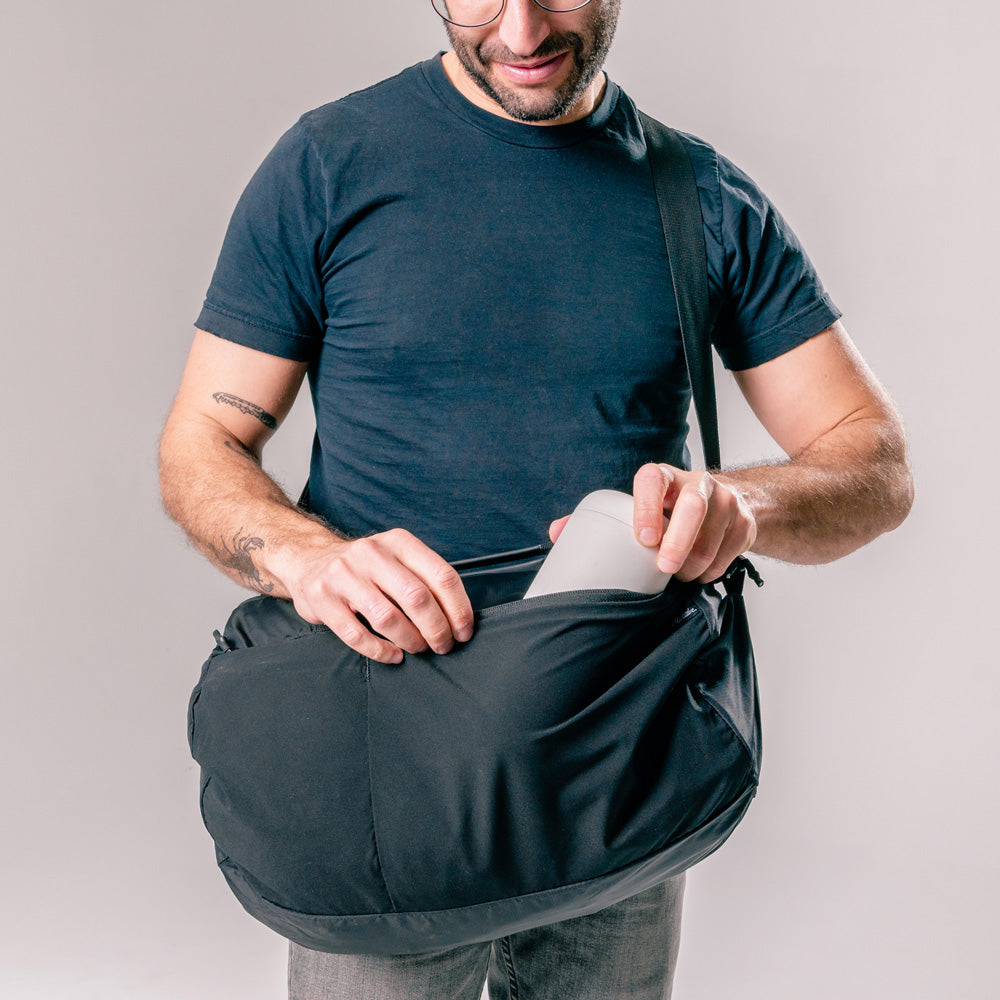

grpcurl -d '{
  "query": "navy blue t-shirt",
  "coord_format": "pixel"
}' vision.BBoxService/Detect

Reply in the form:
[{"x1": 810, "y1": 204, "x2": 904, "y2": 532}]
[{"x1": 197, "y1": 56, "x2": 840, "y2": 561}]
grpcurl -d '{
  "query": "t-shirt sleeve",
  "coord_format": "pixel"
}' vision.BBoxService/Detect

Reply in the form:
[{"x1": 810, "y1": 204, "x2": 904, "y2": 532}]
[
  {"x1": 710, "y1": 152, "x2": 841, "y2": 371},
  {"x1": 195, "y1": 120, "x2": 328, "y2": 361}
]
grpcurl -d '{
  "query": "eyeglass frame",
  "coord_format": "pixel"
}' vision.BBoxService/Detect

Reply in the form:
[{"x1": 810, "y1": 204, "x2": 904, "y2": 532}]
[{"x1": 431, "y1": 0, "x2": 594, "y2": 30}]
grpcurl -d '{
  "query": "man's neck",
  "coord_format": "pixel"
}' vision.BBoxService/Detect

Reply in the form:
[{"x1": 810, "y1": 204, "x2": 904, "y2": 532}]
[{"x1": 440, "y1": 50, "x2": 606, "y2": 127}]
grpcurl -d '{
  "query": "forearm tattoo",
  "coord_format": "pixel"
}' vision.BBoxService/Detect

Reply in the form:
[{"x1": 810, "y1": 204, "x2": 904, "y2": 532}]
[
  {"x1": 210, "y1": 529, "x2": 274, "y2": 593},
  {"x1": 212, "y1": 392, "x2": 277, "y2": 429}
]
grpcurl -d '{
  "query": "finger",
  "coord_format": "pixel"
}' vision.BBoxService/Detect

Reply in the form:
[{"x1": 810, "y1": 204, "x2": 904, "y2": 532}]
[
  {"x1": 656, "y1": 474, "x2": 714, "y2": 575},
  {"x1": 300, "y1": 535, "x2": 445, "y2": 655},
  {"x1": 307, "y1": 535, "x2": 454, "y2": 658},
  {"x1": 697, "y1": 539, "x2": 745, "y2": 584},
  {"x1": 632, "y1": 463, "x2": 671, "y2": 546},
  {"x1": 352, "y1": 582, "x2": 436, "y2": 655},
  {"x1": 548, "y1": 514, "x2": 571, "y2": 543},
  {"x1": 300, "y1": 562, "x2": 430, "y2": 658},
  {"x1": 696, "y1": 491, "x2": 756, "y2": 582},
  {"x1": 319, "y1": 597, "x2": 407, "y2": 665},
  {"x1": 420, "y1": 560, "x2": 475, "y2": 645},
  {"x1": 341, "y1": 536, "x2": 458, "y2": 655},
  {"x1": 381, "y1": 571, "x2": 460, "y2": 655},
  {"x1": 676, "y1": 488, "x2": 732, "y2": 582},
  {"x1": 380, "y1": 529, "x2": 475, "y2": 646}
]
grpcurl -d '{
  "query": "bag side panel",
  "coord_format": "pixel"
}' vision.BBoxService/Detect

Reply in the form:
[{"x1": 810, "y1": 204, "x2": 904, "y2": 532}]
[
  {"x1": 692, "y1": 590, "x2": 761, "y2": 776},
  {"x1": 190, "y1": 604, "x2": 392, "y2": 916}
]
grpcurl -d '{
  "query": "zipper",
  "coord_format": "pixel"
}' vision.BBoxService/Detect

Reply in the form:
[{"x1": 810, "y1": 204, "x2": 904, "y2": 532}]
[{"x1": 476, "y1": 587, "x2": 668, "y2": 621}]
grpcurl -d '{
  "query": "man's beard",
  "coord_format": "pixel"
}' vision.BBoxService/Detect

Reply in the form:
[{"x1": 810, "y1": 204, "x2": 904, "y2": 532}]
[{"x1": 445, "y1": 1, "x2": 621, "y2": 123}]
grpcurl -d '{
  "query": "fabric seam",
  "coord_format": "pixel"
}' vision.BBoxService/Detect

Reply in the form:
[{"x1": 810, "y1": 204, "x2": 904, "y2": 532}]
[
  {"x1": 364, "y1": 656, "x2": 398, "y2": 912},
  {"x1": 740, "y1": 296, "x2": 840, "y2": 356},
  {"x1": 295, "y1": 114, "x2": 336, "y2": 262},
  {"x1": 200, "y1": 300, "x2": 316, "y2": 342}
]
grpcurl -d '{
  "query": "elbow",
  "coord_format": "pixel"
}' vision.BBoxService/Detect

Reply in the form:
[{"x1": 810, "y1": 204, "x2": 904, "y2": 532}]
[
  {"x1": 869, "y1": 467, "x2": 914, "y2": 544},
  {"x1": 882, "y1": 413, "x2": 915, "y2": 533},
  {"x1": 887, "y1": 464, "x2": 915, "y2": 533},
  {"x1": 836, "y1": 420, "x2": 915, "y2": 554},
  {"x1": 158, "y1": 429, "x2": 184, "y2": 526},
  {"x1": 867, "y1": 423, "x2": 915, "y2": 541},
  {"x1": 157, "y1": 411, "x2": 200, "y2": 527}
]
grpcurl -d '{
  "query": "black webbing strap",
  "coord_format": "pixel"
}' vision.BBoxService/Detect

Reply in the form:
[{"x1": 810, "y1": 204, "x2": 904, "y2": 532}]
[{"x1": 638, "y1": 111, "x2": 721, "y2": 471}]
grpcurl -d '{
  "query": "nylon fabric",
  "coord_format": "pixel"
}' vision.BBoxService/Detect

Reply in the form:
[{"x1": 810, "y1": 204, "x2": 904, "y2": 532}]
[{"x1": 188, "y1": 563, "x2": 761, "y2": 955}]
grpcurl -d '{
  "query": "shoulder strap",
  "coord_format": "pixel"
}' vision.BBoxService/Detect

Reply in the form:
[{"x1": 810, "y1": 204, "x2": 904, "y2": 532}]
[{"x1": 637, "y1": 111, "x2": 721, "y2": 471}]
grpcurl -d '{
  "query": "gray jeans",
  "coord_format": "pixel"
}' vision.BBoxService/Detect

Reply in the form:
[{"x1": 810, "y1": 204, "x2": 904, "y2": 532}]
[{"x1": 287, "y1": 875, "x2": 685, "y2": 1000}]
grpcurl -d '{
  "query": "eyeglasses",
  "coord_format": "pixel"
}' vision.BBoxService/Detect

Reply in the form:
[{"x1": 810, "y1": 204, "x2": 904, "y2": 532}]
[{"x1": 431, "y1": 0, "x2": 594, "y2": 29}]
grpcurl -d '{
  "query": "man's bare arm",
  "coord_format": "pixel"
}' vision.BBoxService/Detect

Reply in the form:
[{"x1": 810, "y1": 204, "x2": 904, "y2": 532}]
[
  {"x1": 159, "y1": 330, "x2": 474, "y2": 662},
  {"x1": 718, "y1": 327, "x2": 912, "y2": 566},
  {"x1": 551, "y1": 322, "x2": 914, "y2": 580}
]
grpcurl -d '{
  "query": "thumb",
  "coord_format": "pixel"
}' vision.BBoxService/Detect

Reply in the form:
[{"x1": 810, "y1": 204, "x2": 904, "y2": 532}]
[{"x1": 548, "y1": 514, "x2": 571, "y2": 543}]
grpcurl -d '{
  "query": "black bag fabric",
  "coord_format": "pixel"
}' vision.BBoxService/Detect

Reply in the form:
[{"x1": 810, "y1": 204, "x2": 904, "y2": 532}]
[
  {"x1": 186, "y1": 113, "x2": 764, "y2": 954},
  {"x1": 189, "y1": 559, "x2": 760, "y2": 954}
]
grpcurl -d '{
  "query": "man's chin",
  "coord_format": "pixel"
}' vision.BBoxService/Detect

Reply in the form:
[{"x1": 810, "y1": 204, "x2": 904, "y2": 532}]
[
  {"x1": 472, "y1": 66, "x2": 587, "y2": 123},
  {"x1": 491, "y1": 89, "x2": 578, "y2": 123}
]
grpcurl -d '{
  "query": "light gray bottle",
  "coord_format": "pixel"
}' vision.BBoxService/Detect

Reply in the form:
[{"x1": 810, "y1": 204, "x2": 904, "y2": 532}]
[{"x1": 523, "y1": 490, "x2": 671, "y2": 599}]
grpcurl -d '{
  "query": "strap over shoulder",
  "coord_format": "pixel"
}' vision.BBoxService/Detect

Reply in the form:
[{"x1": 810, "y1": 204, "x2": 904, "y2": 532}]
[{"x1": 637, "y1": 112, "x2": 720, "y2": 471}]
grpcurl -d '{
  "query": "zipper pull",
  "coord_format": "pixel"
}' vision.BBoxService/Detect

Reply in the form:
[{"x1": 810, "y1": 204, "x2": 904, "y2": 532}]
[{"x1": 213, "y1": 629, "x2": 234, "y2": 652}]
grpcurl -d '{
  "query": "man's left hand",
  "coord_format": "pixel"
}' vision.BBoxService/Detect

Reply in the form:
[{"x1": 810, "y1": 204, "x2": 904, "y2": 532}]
[{"x1": 548, "y1": 462, "x2": 757, "y2": 583}]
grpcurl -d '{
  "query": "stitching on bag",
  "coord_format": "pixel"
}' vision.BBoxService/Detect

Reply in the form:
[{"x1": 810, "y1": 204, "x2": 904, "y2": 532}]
[{"x1": 364, "y1": 656, "x2": 398, "y2": 912}]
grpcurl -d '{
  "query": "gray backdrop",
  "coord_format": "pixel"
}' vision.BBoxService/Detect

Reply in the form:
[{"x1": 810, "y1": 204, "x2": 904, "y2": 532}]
[{"x1": 3, "y1": 1, "x2": 997, "y2": 997}]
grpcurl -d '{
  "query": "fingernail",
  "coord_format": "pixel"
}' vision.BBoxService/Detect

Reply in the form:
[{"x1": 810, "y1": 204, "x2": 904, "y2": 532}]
[
  {"x1": 456, "y1": 627, "x2": 473, "y2": 643},
  {"x1": 639, "y1": 528, "x2": 658, "y2": 546},
  {"x1": 435, "y1": 639, "x2": 455, "y2": 655},
  {"x1": 658, "y1": 558, "x2": 679, "y2": 573}
]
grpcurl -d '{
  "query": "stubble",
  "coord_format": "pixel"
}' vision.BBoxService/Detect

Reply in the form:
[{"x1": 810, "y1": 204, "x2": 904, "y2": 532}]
[{"x1": 445, "y1": 0, "x2": 621, "y2": 123}]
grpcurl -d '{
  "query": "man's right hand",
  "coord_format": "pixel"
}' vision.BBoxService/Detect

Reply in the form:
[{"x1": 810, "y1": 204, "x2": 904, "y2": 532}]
[{"x1": 285, "y1": 529, "x2": 475, "y2": 665}]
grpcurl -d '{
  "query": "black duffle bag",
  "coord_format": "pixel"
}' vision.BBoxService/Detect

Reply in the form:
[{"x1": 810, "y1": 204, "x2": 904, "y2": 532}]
[
  {"x1": 188, "y1": 553, "x2": 761, "y2": 955},
  {"x1": 186, "y1": 114, "x2": 764, "y2": 955}
]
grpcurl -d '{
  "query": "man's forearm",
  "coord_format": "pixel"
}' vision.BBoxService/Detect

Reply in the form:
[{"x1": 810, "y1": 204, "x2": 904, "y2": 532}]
[
  {"x1": 159, "y1": 415, "x2": 341, "y2": 597},
  {"x1": 717, "y1": 412, "x2": 914, "y2": 565},
  {"x1": 626, "y1": 393, "x2": 914, "y2": 584}
]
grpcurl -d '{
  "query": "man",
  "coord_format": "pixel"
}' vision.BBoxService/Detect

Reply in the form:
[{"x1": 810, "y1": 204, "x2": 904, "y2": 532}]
[{"x1": 160, "y1": 1, "x2": 913, "y2": 996}]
